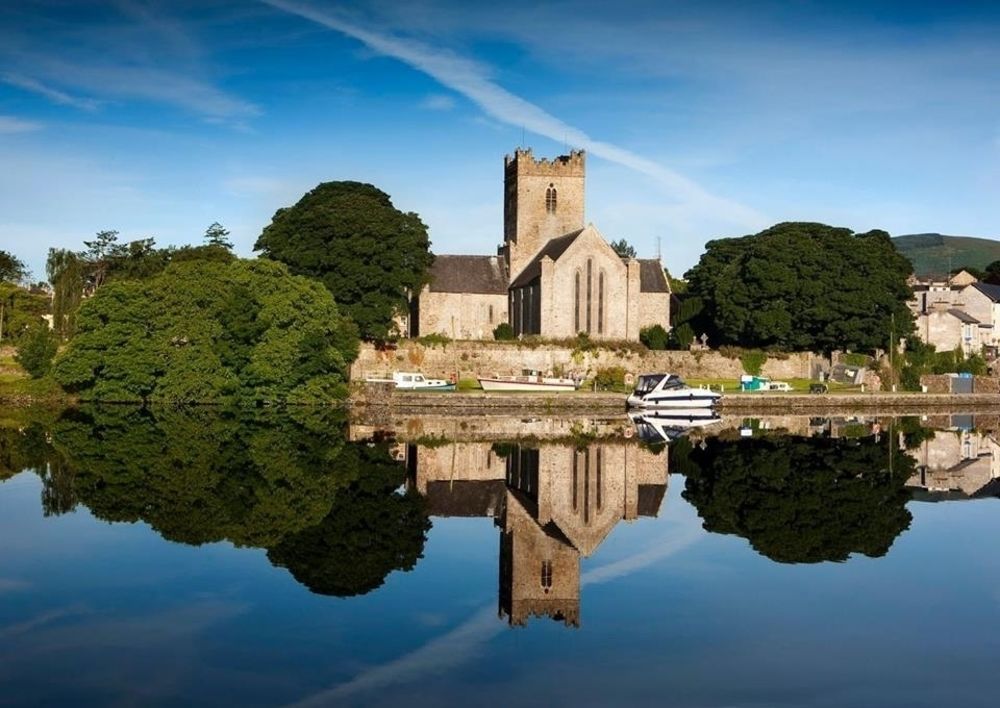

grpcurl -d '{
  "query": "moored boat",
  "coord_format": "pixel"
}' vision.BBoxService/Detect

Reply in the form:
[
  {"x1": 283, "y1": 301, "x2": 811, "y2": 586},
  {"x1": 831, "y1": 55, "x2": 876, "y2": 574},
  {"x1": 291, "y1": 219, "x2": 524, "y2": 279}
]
[
  {"x1": 626, "y1": 373, "x2": 721, "y2": 409},
  {"x1": 478, "y1": 369, "x2": 579, "y2": 393},
  {"x1": 365, "y1": 372, "x2": 455, "y2": 391}
]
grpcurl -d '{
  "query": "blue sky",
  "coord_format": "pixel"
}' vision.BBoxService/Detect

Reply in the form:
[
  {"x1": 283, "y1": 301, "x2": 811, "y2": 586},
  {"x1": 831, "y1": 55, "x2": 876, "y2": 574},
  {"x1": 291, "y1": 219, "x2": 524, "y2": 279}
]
[{"x1": 1, "y1": 0, "x2": 998, "y2": 280}]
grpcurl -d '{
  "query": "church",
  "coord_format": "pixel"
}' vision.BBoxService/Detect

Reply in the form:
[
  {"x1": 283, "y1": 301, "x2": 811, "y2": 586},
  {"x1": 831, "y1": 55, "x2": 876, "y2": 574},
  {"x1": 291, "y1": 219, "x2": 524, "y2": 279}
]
[{"x1": 409, "y1": 148, "x2": 671, "y2": 340}]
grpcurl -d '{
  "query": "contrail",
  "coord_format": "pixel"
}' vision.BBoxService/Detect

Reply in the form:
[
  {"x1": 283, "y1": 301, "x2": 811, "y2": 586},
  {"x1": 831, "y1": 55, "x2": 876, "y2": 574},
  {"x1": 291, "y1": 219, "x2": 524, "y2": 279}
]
[{"x1": 260, "y1": 0, "x2": 764, "y2": 227}]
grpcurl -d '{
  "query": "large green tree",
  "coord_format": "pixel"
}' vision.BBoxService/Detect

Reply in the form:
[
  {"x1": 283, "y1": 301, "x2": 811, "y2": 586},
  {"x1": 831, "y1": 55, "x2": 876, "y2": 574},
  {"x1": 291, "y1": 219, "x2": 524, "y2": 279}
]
[
  {"x1": 254, "y1": 181, "x2": 434, "y2": 339},
  {"x1": 52, "y1": 259, "x2": 358, "y2": 404},
  {"x1": 0, "y1": 250, "x2": 28, "y2": 283},
  {"x1": 685, "y1": 222, "x2": 914, "y2": 352},
  {"x1": 674, "y1": 433, "x2": 915, "y2": 563}
]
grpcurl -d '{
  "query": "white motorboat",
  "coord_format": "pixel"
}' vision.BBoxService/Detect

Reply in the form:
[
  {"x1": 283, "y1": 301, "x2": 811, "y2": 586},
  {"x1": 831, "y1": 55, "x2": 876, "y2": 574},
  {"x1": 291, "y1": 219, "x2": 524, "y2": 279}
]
[
  {"x1": 628, "y1": 409, "x2": 723, "y2": 443},
  {"x1": 478, "y1": 369, "x2": 579, "y2": 393},
  {"x1": 365, "y1": 372, "x2": 455, "y2": 391},
  {"x1": 626, "y1": 373, "x2": 721, "y2": 409}
]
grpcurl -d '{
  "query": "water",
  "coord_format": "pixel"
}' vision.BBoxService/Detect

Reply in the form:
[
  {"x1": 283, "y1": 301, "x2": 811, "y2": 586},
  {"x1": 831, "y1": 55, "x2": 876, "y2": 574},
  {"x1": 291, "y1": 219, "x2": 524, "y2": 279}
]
[{"x1": 2, "y1": 407, "x2": 999, "y2": 707}]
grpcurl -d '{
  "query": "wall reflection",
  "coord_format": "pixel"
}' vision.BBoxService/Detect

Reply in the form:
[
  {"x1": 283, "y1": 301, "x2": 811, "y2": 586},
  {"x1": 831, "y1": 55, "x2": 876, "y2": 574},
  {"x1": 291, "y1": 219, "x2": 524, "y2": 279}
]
[{"x1": 405, "y1": 440, "x2": 668, "y2": 627}]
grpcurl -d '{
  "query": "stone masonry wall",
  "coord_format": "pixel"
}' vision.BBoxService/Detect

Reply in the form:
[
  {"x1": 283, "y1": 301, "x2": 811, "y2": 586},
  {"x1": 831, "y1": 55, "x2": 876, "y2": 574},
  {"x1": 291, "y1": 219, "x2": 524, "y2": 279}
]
[
  {"x1": 352, "y1": 341, "x2": 824, "y2": 383},
  {"x1": 419, "y1": 290, "x2": 509, "y2": 339}
]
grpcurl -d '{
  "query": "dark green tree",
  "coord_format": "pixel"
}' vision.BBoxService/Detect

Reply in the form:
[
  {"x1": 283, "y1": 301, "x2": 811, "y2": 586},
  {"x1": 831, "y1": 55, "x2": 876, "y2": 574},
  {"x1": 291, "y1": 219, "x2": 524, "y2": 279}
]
[
  {"x1": 255, "y1": 181, "x2": 434, "y2": 339},
  {"x1": 15, "y1": 326, "x2": 59, "y2": 378},
  {"x1": 267, "y1": 441, "x2": 431, "y2": 596},
  {"x1": 204, "y1": 222, "x2": 233, "y2": 250},
  {"x1": 0, "y1": 250, "x2": 28, "y2": 283},
  {"x1": 52, "y1": 259, "x2": 359, "y2": 404},
  {"x1": 685, "y1": 222, "x2": 914, "y2": 352},
  {"x1": 676, "y1": 433, "x2": 914, "y2": 563},
  {"x1": 610, "y1": 239, "x2": 637, "y2": 259}
]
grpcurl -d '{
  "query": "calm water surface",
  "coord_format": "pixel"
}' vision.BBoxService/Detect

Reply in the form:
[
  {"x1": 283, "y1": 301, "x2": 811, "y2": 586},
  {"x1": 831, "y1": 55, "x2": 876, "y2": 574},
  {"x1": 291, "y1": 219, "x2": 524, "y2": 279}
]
[{"x1": 1, "y1": 407, "x2": 999, "y2": 707}]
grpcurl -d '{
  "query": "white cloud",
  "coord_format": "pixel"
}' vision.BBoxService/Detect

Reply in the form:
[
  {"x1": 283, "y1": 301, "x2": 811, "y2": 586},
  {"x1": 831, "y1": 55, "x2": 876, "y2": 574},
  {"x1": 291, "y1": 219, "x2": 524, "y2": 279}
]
[
  {"x1": 2, "y1": 73, "x2": 102, "y2": 111},
  {"x1": 0, "y1": 578, "x2": 30, "y2": 593},
  {"x1": 259, "y1": 0, "x2": 764, "y2": 230},
  {"x1": 0, "y1": 115, "x2": 42, "y2": 134},
  {"x1": 420, "y1": 93, "x2": 456, "y2": 111}
]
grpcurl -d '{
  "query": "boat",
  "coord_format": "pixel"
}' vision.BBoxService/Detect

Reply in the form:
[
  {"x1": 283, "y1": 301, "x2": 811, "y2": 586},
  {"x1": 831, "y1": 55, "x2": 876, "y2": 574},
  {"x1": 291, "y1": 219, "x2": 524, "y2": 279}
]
[
  {"x1": 365, "y1": 372, "x2": 455, "y2": 391},
  {"x1": 478, "y1": 369, "x2": 579, "y2": 393},
  {"x1": 628, "y1": 409, "x2": 723, "y2": 443},
  {"x1": 626, "y1": 373, "x2": 721, "y2": 409}
]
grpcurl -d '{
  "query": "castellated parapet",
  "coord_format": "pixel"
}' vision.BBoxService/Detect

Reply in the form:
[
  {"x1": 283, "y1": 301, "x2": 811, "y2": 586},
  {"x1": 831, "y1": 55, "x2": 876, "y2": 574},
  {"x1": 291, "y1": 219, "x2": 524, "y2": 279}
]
[{"x1": 504, "y1": 148, "x2": 586, "y2": 281}]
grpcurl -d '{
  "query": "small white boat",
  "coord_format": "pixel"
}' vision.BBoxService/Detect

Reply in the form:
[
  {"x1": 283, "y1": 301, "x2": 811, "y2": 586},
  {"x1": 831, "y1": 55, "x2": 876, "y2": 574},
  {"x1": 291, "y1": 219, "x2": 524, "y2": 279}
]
[
  {"x1": 478, "y1": 369, "x2": 579, "y2": 393},
  {"x1": 366, "y1": 372, "x2": 455, "y2": 391},
  {"x1": 628, "y1": 409, "x2": 723, "y2": 443},
  {"x1": 626, "y1": 373, "x2": 721, "y2": 409}
]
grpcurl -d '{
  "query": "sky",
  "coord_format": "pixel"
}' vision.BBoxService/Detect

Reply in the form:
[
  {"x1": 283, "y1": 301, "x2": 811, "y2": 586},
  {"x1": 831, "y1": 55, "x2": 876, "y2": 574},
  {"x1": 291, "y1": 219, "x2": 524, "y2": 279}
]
[{"x1": 1, "y1": 0, "x2": 998, "y2": 281}]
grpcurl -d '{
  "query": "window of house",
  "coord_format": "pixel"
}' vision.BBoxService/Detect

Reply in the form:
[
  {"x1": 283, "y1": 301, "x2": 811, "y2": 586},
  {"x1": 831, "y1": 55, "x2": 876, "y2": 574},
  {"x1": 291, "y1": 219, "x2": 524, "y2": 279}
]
[{"x1": 545, "y1": 184, "x2": 557, "y2": 213}]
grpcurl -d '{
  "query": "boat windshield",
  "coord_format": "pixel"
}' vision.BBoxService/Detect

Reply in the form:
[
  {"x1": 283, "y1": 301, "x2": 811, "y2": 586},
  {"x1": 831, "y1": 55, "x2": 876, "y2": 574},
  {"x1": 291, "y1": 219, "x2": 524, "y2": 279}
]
[
  {"x1": 634, "y1": 374, "x2": 665, "y2": 394},
  {"x1": 662, "y1": 375, "x2": 688, "y2": 390}
]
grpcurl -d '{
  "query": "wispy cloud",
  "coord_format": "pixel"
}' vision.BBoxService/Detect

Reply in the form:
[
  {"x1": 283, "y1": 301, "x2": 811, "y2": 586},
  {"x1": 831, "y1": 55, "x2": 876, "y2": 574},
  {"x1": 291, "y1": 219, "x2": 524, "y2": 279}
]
[
  {"x1": 0, "y1": 115, "x2": 42, "y2": 134},
  {"x1": 0, "y1": 578, "x2": 31, "y2": 593},
  {"x1": 260, "y1": 0, "x2": 764, "y2": 228},
  {"x1": 2, "y1": 73, "x2": 101, "y2": 111},
  {"x1": 420, "y1": 93, "x2": 456, "y2": 111}
]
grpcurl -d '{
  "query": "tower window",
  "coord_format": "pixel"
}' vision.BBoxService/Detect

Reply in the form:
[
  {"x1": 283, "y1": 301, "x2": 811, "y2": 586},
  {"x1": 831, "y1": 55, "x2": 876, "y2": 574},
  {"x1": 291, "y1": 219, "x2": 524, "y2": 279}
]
[
  {"x1": 545, "y1": 184, "x2": 557, "y2": 214},
  {"x1": 541, "y1": 560, "x2": 553, "y2": 589}
]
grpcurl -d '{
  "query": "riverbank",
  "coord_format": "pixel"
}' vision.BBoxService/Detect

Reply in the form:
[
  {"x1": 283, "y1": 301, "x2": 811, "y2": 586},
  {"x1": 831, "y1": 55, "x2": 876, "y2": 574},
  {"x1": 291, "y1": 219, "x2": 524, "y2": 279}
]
[{"x1": 349, "y1": 385, "x2": 1000, "y2": 414}]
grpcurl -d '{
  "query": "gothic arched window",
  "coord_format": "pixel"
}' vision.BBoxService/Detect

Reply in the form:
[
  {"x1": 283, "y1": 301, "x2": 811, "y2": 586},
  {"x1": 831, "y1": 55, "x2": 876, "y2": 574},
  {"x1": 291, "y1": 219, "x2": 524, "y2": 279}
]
[
  {"x1": 574, "y1": 269, "x2": 582, "y2": 333},
  {"x1": 598, "y1": 270, "x2": 606, "y2": 335},
  {"x1": 586, "y1": 259, "x2": 593, "y2": 334},
  {"x1": 541, "y1": 560, "x2": 553, "y2": 590},
  {"x1": 545, "y1": 184, "x2": 557, "y2": 214}
]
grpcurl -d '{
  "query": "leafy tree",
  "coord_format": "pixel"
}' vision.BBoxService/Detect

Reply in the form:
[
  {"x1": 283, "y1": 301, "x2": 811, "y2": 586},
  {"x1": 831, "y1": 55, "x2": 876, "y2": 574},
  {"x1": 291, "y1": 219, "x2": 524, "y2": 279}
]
[
  {"x1": 52, "y1": 259, "x2": 359, "y2": 404},
  {"x1": 640, "y1": 324, "x2": 669, "y2": 350},
  {"x1": 610, "y1": 239, "x2": 637, "y2": 259},
  {"x1": 255, "y1": 181, "x2": 434, "y2": 339},
  {"x1": 15, "y1": 326, "x2": 59, "y2": 378},
  {"x1": 0, "y1": 250, "x2": 28, "y2": 283},
  {"x1": 493, "y1": 322, "x2": 516, "y2": 341},
  {"x1": 664, "y1": 267, "x2": 687, "y2": 293},
  {"x1": 676, "y1": 433, "x2": 914, "y2": 563},
  {"x1": 984, "y1": 260, "x2": 1000, "y2": 285},
  {"x1": 267, "y1": 441, "x2": 431, "y2": 596},
  {"x1": 685, "y1": 222, "x2": 914, "y2": 353},
  {"x1": 204, "y1": 222, "x2": 233, "y2": 250}
]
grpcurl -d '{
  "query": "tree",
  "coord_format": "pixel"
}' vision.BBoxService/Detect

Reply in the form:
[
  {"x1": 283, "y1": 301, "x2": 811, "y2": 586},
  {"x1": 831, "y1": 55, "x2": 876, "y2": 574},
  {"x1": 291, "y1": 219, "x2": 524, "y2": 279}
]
[
  {"x1": 255, "y1": 181, "x2": 434, "y2": 340},
  {"x1": 684, "y1": 222, "x2": 914, "y2": 353},
  {"x1": 0, "y1": 250, "x2": 28, "y2": 284},
  {"x1": 983, "y1": 260, "x2": 1000, "y2": 285},
  {"x1": 52, "y1": 259, "x2": 359, "y2": 404},
  {"x1": 204, "y1": 222, "x2": 233, "y2": 250},
  {"x1": 640, "y1": 324, "x2": 669, "y2": 350},
  {"x1": 610, "y1": 239, "x2": 637, "y2": 259},
  {"x1": 15, "y1": 326, "x2": 58, "y2": 378},
  {"x1": 675, "y1": 433, "x2": 914, "y2": 563}
]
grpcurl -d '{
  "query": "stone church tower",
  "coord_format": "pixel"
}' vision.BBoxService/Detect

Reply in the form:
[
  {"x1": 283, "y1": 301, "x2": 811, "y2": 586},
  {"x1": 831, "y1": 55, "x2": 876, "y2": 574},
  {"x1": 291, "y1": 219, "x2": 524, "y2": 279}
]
[{"x1": 503, "y1": 148, "x2": 586, "y2": 280}]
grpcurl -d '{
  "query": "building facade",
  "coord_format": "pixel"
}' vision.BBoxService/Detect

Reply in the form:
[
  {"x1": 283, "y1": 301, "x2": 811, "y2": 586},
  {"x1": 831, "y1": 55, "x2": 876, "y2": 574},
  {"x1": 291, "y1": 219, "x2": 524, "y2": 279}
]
[{"x1": 411, "y1": 148, "x2": 671, "y2": 341}]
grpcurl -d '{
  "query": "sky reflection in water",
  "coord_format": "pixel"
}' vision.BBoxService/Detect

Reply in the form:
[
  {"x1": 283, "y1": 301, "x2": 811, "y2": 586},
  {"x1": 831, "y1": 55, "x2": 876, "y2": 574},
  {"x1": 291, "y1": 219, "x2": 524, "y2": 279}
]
[{"x1": 1, "y1": 408, "x2": 999, "y2": 707}]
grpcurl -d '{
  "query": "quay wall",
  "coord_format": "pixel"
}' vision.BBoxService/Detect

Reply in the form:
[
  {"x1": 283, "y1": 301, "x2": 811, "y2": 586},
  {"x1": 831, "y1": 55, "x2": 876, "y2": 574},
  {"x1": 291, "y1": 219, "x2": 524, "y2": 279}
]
[{"x1": 351, "y1": 342, "x2": 824, "y2": 383}]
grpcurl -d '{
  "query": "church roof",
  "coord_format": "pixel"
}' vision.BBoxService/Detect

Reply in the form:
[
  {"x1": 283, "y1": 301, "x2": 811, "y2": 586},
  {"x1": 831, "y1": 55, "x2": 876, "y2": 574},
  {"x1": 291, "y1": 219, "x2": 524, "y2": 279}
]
[
  {"x1": 427, "y1": 255, "x2": 508, "y2": 294},
  {"x1": 424, "y1": 480, "x2": 507, "y2": 517},
  {"x1": 509, "y1": 230, "x2": 585, "y2": 288},
  {"x1": 638, "y1": 259, "x2": 670, "y2": 293},
  {"x1": 637, "y1": 484, "x2": 667, "y2": 516}
]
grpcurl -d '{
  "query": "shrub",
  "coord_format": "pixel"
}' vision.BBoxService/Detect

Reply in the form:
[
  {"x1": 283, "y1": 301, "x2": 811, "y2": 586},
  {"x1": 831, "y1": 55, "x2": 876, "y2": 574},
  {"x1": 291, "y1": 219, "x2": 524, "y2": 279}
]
[
  {"x1": 15, "y1": 326, "x2": 59, "y2": 378},
  {"x1": 671, "y1": 323, "x2": 695, "y2": 350},
  {"x1": 740, "y1": 350, "x2": 768, "y2": 376},
  {"x1": 493, "y1": 322, "x2": 515, "y2": 341},
  {"x1": 416, "y1": 332, "x2": 451, "y2": 348},
  {"x1": 594, "y1": 366, "x2": 627, "y2": 390},
  {"x1": 640, "y1": 324, "x2": 669, "y2": 350}
]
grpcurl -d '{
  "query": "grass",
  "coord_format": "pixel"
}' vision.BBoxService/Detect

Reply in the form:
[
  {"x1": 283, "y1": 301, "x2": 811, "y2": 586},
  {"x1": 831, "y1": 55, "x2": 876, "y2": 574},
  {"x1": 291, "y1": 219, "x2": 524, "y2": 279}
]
[
  {"x1": 0, "y1": 349, "x2": 72, "y2": 403},
  {"x1": 684, "y1": 377, "x2": 865, "y2": 394}
]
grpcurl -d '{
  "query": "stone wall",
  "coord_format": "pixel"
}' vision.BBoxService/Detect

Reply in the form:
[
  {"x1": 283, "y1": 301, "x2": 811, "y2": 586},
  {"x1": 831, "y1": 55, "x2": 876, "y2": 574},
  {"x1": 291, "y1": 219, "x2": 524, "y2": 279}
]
[
  {"x1": 920, "y1": 374, "x2": 1000, "y2": 394},
  {"x1": 352, "y1": 341, "x2": 824, "y2": 383},
  {"x1": 418, "y1": 290, "x2": 508, "y2": 339}
]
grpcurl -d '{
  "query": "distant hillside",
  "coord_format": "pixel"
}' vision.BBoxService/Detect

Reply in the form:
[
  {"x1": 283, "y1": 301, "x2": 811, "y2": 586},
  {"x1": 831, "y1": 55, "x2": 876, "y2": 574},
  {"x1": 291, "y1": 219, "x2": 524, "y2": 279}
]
[{"x1": 893, "y1": 233, "x2": 1000, "y2": 277}]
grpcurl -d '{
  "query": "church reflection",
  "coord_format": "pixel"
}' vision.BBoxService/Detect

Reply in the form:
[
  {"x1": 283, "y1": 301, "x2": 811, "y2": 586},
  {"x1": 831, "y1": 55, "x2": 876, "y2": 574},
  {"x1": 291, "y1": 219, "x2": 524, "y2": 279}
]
[{"x1": 405, "y1": 441, "x2": 668, "y2": 627}]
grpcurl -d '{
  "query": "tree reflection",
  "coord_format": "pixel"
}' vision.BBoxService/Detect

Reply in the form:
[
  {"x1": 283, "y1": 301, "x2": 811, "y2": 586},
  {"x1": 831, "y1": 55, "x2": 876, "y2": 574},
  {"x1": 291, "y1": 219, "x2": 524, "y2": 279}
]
[
  {"x1": 674, "y1": 433, "x2": 915, "y2": 563},
  {"x1": 0, "y1": 407, "x2": 430, "y2": 596}
]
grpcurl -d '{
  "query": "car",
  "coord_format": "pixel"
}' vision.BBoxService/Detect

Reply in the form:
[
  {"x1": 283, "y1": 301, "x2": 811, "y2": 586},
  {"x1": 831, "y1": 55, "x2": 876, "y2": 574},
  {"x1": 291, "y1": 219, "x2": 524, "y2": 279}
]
[{"x1": 766, "y1": 381, "x2": 792, "y2": 392}]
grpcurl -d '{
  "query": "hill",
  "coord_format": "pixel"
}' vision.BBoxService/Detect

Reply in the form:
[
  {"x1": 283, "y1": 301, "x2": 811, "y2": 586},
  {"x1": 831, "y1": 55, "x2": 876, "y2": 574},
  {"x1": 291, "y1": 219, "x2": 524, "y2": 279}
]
[{"x1": 893, "y1": 233, "x2": 1000, "y2": 277}]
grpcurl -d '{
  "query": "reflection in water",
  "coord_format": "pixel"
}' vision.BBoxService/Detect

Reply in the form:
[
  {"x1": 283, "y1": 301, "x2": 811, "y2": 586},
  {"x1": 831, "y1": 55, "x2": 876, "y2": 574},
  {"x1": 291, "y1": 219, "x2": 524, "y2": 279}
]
[
  {"x1": 0, "y1": 407, "x2": 432, "y2": 597},
  {"x1": 3, "y1": 409, "x2": 1000, "y2": 611}
]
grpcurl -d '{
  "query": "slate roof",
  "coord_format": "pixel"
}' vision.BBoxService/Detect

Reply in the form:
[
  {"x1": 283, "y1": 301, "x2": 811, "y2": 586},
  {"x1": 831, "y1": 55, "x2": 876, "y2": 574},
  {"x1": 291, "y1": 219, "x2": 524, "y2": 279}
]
[
  {"x1": 637, "y1": 484, "x2": 667, "y2": 517},
  {"x1": 971, "y1": 282, "x2": 1000, "y2": 303},
  {"x1": 947, "y1": 308, "x2": 980, "y2": 324},
  {"x1": 509, "y1": 230, "x2": 585, "y2": 288},
  {"x1": 427, "y1": 255, "x2": 508, "y2": 294},
  {"x1": 638, "y1": 259, "x2": 670, "y2": 293},
  {"x1": 424, "y1": 480, "x2": 507, "y2": 517}
]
